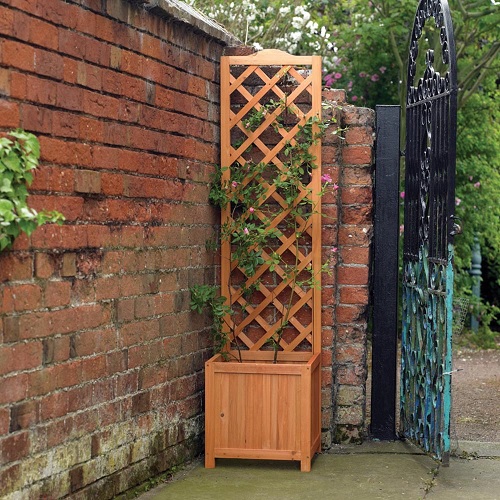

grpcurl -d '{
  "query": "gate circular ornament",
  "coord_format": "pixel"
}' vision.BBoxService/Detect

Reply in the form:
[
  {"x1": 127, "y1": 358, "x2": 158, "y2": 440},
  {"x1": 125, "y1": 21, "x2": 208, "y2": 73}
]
[{"x1": 407, "y1": 0, "x2": 457, "y2": 106}]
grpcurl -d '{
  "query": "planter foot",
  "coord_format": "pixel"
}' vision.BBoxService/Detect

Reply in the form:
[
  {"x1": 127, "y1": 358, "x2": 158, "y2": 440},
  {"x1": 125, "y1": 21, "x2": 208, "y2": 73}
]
[
  {"x1": 205, "y1": 455, "x2": 215, "y2": 468},
  {"x1": 300, "y1": 457, "x2": 311, "y2": 472}
]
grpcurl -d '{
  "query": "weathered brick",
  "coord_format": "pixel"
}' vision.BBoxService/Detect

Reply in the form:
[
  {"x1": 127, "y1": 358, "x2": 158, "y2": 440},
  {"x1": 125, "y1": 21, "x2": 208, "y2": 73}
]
[
  {"x1": 337, "y1": 265, "x2": 369, "y2": 286},
  {"x1": 342, "y1": 145, "x2": 373, "y2": 165},
  {"x1": 342, "y1": 205, "x2": 373, "y2": 225},
  {"x1": 343, "y1": 106, "x2": 375, "y2": 127},
  {"x1": 73, "y1": 328, "x2": 117, "y2": 357},
  {"x1": 0, "y1": 99, "x2": 19, "y2": 127},
  {"x1": 3, "y1": 284, "x2": 42, "y2": 312},
  {"x1": 61, "y1": 252, "x2": 77, "y2": 277},
  {"x1": 335, "y1": 305, "x2": 367, "y2": 323},
  {"x1": 0, "y1": 66, "x2": 10, "y2": 95},
  {"x1": 0, "y1": 342, "x2": 43, "y2": 375},
  {"x1": 19, "y1": 304, "x2": 110, "y2": 339},
  {"x1": 2, "y1": 40, "x2": 35, "y2": 71},
  {"x1": 340, "y1": 246, "x2": 370, "y2": 265},
  {"x1": 337, "y1": 226, "x2": 372, "y2": 246},
  {"x1": 3, "y1": 316, "x2": 20, "y2": 343},
  {"x1": 0, "y1": 373, "x2": 28, "y2": 404},
  {"x1": 339, "y1": 286, "x2": 369, "y2": 304},
  {"x1": 322, "y1": 88, "x2": 346, "y2": 102},
  {"x1": 34, "y1": 252, "x2": 57, "y2": 278},
  {"x1": 0, "y1": 431, "x2": 30, "y2": 465},
  {"x1": 342, "y1": 166, "x2": 372, "y2": 186},
  {"x1": 9, "y1": 401, "x2": 39, "y2": 432},
  {"x1": 74, "y1": 169, "x2": 102, "y2": 194},
  {"x1": 44, "y1": 280, "x2": 72, "y2": 308}
]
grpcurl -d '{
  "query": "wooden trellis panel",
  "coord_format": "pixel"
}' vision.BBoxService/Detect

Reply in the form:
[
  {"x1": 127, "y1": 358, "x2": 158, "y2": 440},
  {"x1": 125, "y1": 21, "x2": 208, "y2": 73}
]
[{"x1": 220, "y1": 49, "x2": 322, "y2": 358}]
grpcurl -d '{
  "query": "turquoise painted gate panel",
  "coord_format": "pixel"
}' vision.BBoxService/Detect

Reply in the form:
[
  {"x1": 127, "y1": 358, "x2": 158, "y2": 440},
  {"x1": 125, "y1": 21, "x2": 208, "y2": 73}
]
[{"x1": 400, "y1": 0, "x2": 458, "y2": 464}]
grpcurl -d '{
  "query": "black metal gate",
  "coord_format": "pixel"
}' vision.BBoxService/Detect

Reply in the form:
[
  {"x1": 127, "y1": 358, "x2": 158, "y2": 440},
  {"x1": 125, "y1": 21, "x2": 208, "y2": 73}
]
[
  {"x1": 372, "y1": 0, "x2": 458, "y2": 463},
  {"x1": 400, "y1": 0, "x2": 458, "y2": 463}
]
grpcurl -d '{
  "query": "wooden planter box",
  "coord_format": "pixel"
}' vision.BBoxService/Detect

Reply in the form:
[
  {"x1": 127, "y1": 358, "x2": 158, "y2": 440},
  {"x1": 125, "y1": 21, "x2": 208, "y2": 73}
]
[{"x1": 205, "y1": 351, "x2": 322, "y2": 472}]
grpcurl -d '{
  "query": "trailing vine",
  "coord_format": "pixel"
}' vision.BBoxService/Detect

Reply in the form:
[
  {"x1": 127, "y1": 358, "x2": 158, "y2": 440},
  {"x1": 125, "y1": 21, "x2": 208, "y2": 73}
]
[
  {"x1": 191, "y1": 92, "x2": 335, "y2": 363},
  {"x1": 0, "y1": 130, "x2": 64, "y2": 251}
]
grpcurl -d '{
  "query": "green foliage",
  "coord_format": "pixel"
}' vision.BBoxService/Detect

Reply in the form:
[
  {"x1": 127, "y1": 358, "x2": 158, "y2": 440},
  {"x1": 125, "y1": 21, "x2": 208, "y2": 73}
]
[
  {"x1": 190, "y1": 284, "x2": 234, "y2": 357},
  {"x1": 0, "y1": 130, "x2": 64, "y2": 251},
  {"x1": 191, "y1": 100, "x2": 333, "y2": 362},
  {"x1": 453, "y1": 74, "x2": 500, "y2": 340}
]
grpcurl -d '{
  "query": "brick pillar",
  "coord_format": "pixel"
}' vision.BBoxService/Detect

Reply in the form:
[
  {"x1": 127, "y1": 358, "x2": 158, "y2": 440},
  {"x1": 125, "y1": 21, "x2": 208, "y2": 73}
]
[{"x1": 321, "y1": 90, "x2": 375, "y2": 446}]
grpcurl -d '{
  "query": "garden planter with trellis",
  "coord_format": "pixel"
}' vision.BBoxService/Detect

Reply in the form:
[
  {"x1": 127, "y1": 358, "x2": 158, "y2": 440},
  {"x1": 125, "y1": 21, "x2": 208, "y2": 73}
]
[{"x1": 203, "y1": 50, "x2": 325, "y2": 472}]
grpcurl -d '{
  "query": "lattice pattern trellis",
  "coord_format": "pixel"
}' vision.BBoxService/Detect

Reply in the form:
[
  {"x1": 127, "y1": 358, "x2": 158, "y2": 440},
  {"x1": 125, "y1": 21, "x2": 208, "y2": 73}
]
[{"x1": 220, "y1": 50, "x2": 322, "y2": 357}]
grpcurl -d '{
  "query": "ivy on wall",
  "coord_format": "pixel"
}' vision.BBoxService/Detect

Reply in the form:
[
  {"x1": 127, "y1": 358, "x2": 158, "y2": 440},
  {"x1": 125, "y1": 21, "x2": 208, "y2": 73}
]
[{"x1": 0, "y1": 130, "x2": 64, "y2": 251}]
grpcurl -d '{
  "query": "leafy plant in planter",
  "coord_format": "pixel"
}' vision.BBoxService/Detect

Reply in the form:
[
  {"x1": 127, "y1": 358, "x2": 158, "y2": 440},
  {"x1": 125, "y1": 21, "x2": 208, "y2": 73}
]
[
  {"x1": 191, "y1": 107, "x2": 333, "y2": 363},
  {"x1": 0, "y1": 130, "x2": 64, "y2": 251}
]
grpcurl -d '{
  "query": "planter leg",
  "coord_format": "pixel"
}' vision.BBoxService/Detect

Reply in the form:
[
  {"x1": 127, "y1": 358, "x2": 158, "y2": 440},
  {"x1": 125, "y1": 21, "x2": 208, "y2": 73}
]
[
  {"x1": 300, "y1": 456, "x2": 311, "y2": 472},
  {"x1": 205, "y1": 453, "x2": 215, "y2": 469}
]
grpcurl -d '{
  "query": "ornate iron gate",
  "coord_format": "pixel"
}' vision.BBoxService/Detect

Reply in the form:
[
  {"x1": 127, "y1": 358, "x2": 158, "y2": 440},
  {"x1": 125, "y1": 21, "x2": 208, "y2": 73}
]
[{"x1": 400, "y1": 0, "x2": 458, "y2": 463}]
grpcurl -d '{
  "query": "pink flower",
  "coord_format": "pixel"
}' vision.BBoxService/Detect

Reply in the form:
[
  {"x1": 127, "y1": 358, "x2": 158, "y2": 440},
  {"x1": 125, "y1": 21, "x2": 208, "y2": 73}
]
[
  {"x1": 321, "y1": 173, "x2": 333, "y2": 183},
  {"x1": 333, "y1": 183, "x2": 339, "y2": 190},
  {"x1": 400, "y1": 191, "x2": 405, "y2": 199},
  {"x1": 474, "y1": 182, "x2": 481, "y2": 188},
  {"x1": 243, "y1": 227, "x2": 249, "y2": 235},
  {"x1": 379, "y1": 66, "x2": 387, "y2": 74},
  {"x1": 334, "y1": 72, "x2": 342, "y2": 79},
  {"x1": 331, "y1": 247, "x2": 338, "y2": 253},
  {"x1": 399, "y1": 225, "x2": 404, "y2": 235},
  {"x1": 324, "y1": 74, "x2": 335, "y2": 86},
  {"x1": 249, "y1": 207, "x2": 255, "y2": 213},
  {"x1": 347, "y1": 80, "x2": 353, "y2": 89},
  {"x1": 371, "y1": 74, "x2": 380, "y2": 82},
  {"x1": 455, "y1": 197, "x2": 461, "y2": 206},
  {"x1": 351, "y1": 95, "x2": 358, "y2": 102},
  {"x1": 231, "y1": 181, "x2": 238, "y2": 188},
  {"x1": 359, "y1": 72, "x2": 367, "y2": 78},
  {"x1": 469, "y1": 176, "x2": 473, "y2": 181}
]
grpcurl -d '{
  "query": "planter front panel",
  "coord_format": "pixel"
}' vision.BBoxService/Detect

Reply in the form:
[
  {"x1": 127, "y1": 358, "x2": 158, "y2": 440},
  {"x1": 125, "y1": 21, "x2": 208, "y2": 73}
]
[
  {"x1": 205, "y1": 353, "x2": 321, "y2": 470},
  {"x1": 214, "y1": 370, "x2": 302, "y2": 452}
]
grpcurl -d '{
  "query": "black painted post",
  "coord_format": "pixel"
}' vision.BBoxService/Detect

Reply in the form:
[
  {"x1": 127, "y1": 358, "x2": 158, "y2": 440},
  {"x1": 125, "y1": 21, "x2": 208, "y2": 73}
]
[{"x1": 371, "y1": 105, "x2": 400, "y2": 440}]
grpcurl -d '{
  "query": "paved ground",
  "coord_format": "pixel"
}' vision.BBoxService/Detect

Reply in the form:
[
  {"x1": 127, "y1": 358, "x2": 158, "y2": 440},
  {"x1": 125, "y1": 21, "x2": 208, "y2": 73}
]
[
  {"x1": 133, "y1": 348, "x2": 500, "y2": 499},
  {"x1": 452, "y1": 349, "x2": 500, "y2": 442},
  {"x1": 139, "y1": 441, "x2": 500, "y2": 500}
]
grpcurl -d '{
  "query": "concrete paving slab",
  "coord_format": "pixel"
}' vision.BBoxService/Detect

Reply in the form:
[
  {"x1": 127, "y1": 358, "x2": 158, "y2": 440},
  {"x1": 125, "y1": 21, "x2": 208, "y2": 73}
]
[
  {"x1": 427, "y1": 456, "x2": 500, "y2": 500},
  {"x1": 142, "y1": 442, "x2": 437, "y2": 500},
  {"x1": 453, "y1": 440, "x2": 500, "y2": 458}
]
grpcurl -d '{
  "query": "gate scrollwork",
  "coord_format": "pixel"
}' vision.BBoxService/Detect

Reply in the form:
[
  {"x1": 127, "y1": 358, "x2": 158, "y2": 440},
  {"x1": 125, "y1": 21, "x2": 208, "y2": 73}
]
[{"x1": 400, "y1": 0, "x2": 457, "y2": 463}]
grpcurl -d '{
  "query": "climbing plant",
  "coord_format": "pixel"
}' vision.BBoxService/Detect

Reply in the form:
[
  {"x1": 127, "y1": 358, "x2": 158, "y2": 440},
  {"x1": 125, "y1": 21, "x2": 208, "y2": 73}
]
[
  {"x1": 0, "y1": 130, "x2": 64, "y2": 251},
  {"x1": 191, "y1": 52, "x2": 334, "y2": 363}
]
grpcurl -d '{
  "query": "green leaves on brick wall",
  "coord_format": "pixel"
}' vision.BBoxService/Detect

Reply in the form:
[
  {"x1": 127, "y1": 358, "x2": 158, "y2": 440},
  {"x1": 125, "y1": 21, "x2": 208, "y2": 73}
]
[{"x1": 0, "y1": 129, "x2": 64, "y2": 251}]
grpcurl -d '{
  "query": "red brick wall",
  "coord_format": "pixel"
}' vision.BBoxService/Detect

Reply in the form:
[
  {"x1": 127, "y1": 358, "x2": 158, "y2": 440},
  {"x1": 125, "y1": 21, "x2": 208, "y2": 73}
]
[{"x1": 0, "y1": 0, "x2": 236, "y2": 497}]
